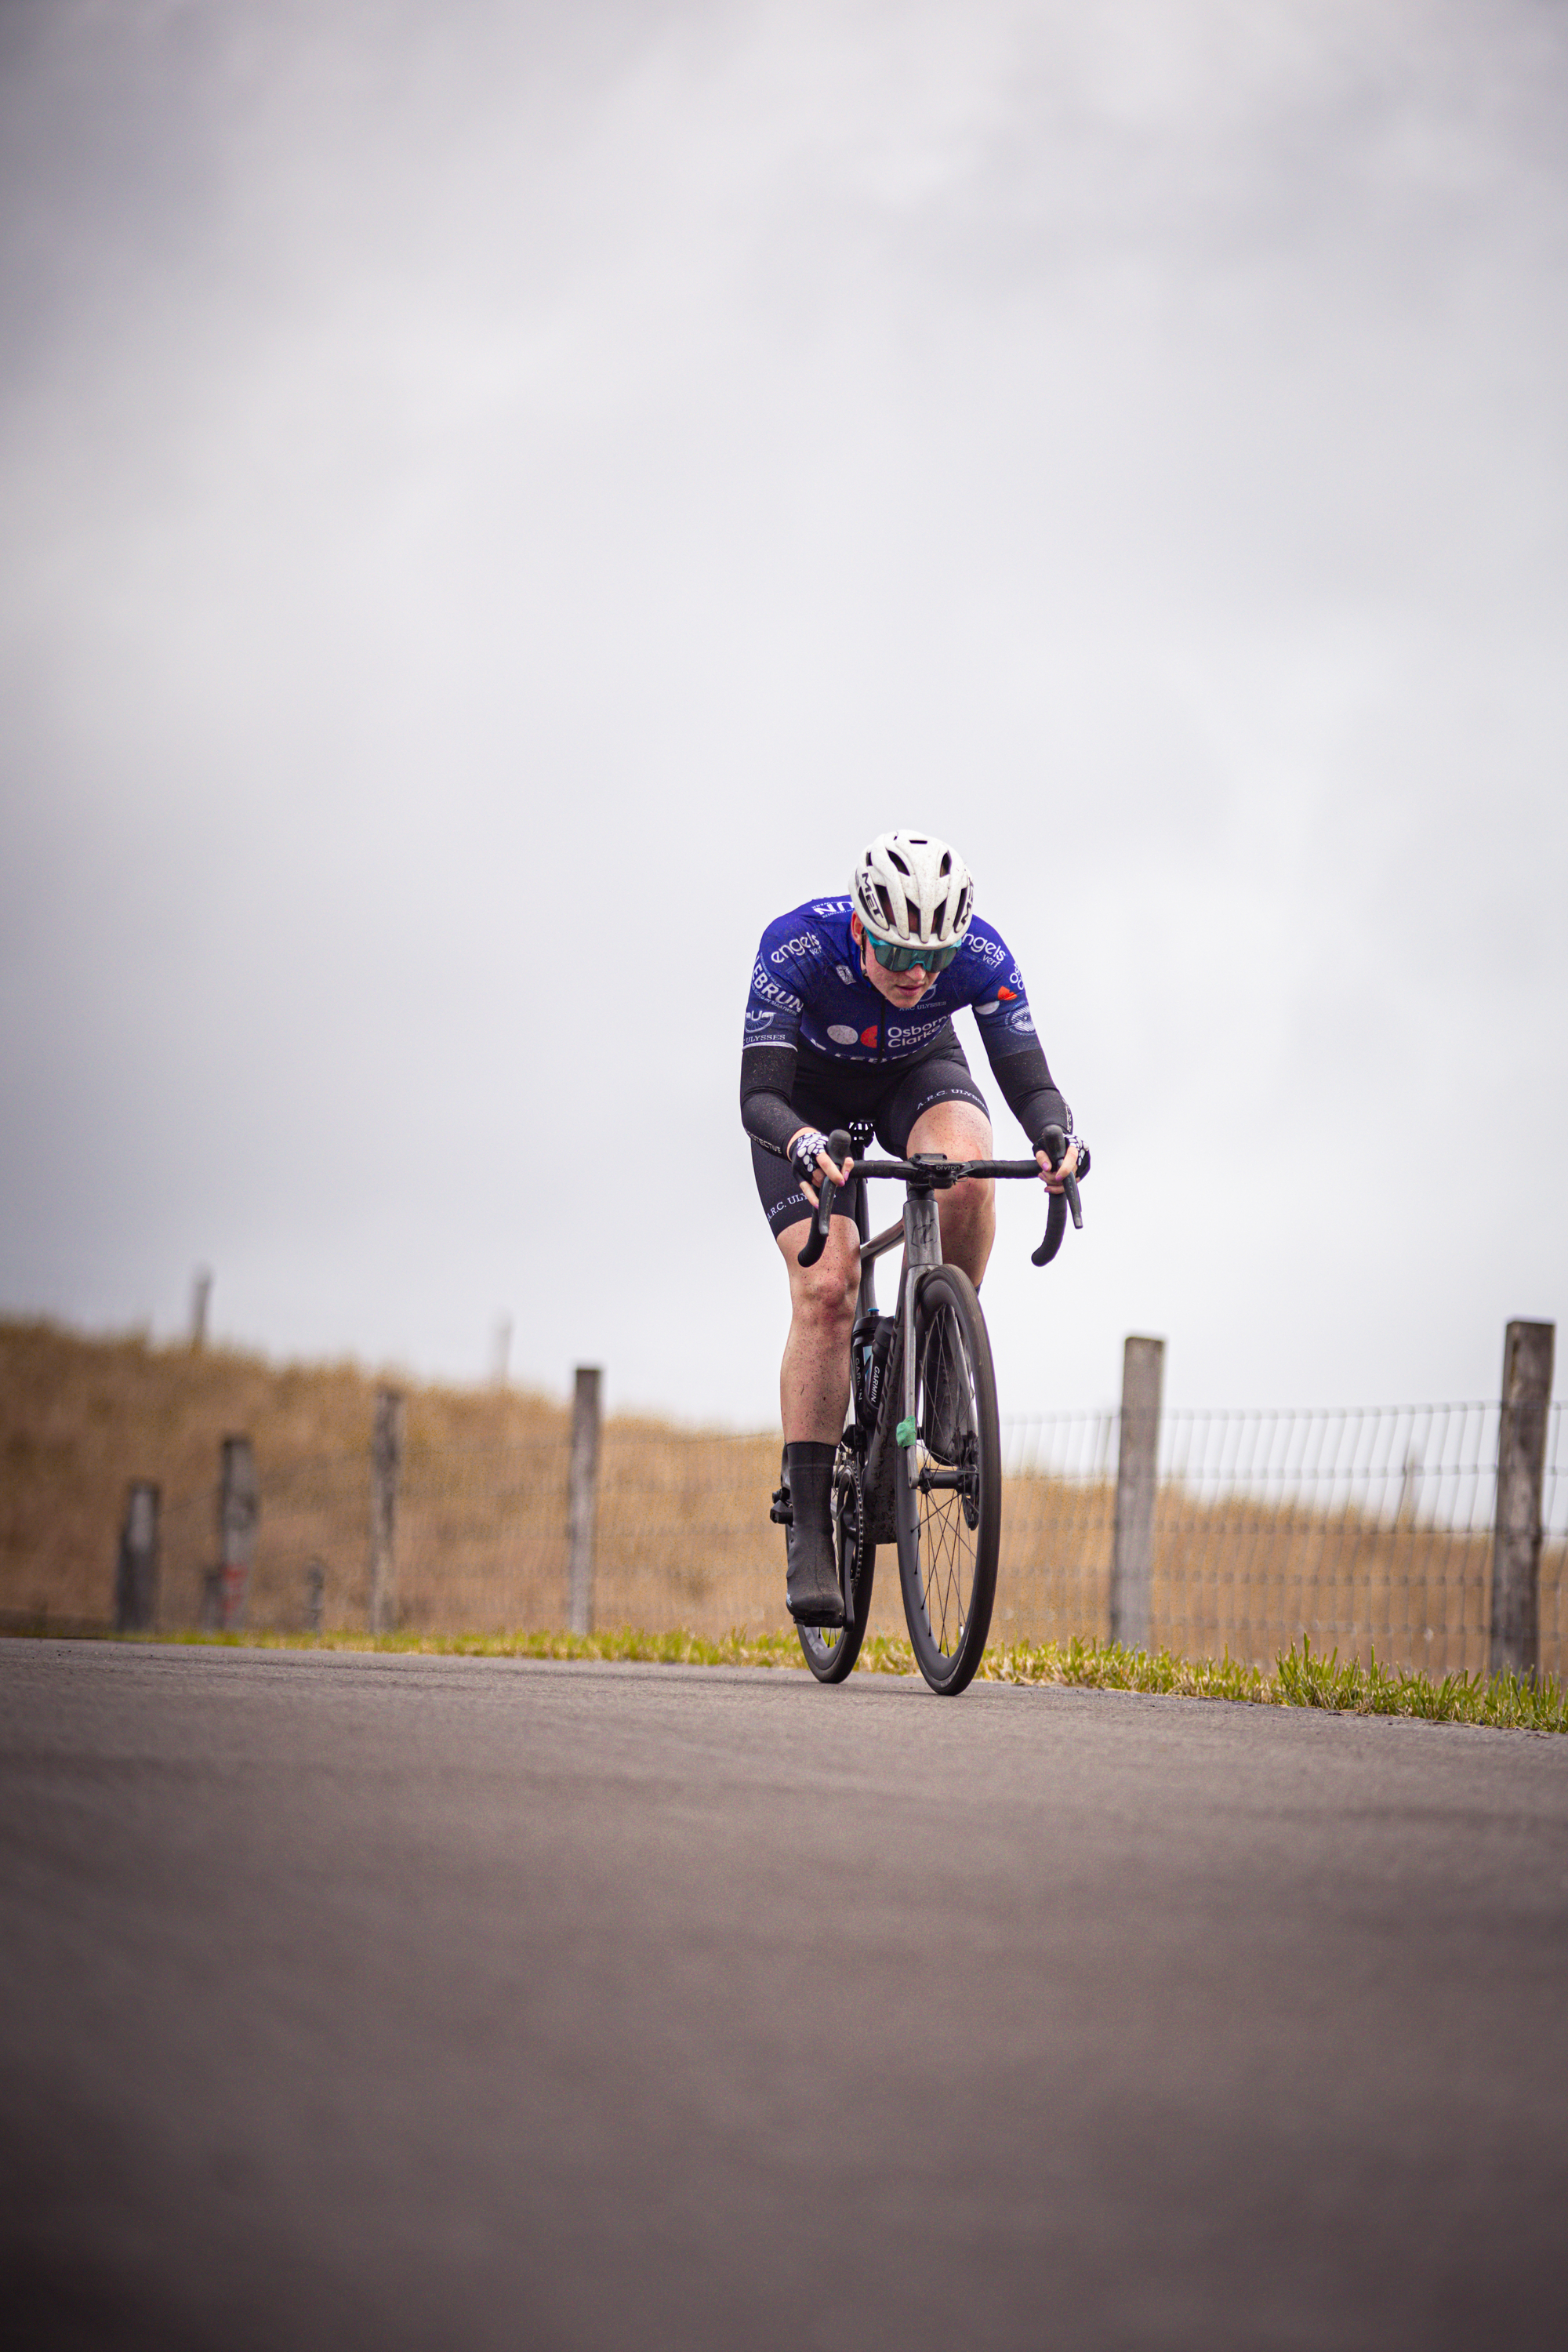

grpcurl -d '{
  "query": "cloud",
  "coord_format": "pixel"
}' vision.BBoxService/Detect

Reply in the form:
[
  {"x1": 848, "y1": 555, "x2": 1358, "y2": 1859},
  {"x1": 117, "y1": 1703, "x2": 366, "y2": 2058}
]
[{"x1": 2, "y1": 0, "x2": 1565, "y2": 1416}]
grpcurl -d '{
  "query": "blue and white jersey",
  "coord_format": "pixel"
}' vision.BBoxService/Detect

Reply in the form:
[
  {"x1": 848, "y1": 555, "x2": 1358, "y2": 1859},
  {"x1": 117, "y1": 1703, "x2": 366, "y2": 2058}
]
[{"x1": 743, "y1": 897, "x2": 1040, "y2": 1068}]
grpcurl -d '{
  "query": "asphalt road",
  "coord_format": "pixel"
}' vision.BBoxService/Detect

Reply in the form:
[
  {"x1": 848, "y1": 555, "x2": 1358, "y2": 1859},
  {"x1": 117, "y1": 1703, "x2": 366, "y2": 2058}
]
[{"x1": 3, "y1": 1642, "x2": 1566, "y2": 2351}]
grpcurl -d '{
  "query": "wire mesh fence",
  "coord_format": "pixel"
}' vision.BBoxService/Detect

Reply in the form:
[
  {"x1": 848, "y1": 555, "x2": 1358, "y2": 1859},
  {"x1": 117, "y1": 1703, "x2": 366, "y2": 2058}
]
[
  {"x1": 151, "y1": 1402, "x2": 1567, "y2": 1682},
  {"x1": 1001, "y1": 1403, "x2": 1566, "y2": 1679}
]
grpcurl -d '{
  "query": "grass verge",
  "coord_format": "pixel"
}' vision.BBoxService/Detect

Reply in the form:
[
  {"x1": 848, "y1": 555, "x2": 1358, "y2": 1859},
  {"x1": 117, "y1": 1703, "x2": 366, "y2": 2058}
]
[{"x1": 22, "y1": 1622, "x2": 1563, "y2": 1732}]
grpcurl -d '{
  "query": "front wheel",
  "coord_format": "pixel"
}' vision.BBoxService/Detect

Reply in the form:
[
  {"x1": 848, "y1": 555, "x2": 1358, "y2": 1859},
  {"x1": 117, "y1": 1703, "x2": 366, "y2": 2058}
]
[
  {"x1": 895, "y1": 1265, "x2": 1001, "y2": 1695},
  {"x1": 797, "y1": 1439, "x2": 876, "y2": 1684}
]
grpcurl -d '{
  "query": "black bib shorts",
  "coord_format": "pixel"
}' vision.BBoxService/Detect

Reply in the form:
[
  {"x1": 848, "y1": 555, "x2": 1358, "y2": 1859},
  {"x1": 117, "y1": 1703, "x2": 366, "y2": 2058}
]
[{"x1": 752, "y1": 1044, "x2": 989, "y2": 1240}]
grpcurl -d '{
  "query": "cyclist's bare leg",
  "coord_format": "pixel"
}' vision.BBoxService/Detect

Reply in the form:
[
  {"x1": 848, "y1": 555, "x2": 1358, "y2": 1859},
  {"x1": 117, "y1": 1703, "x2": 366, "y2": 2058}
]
[
  {"x1": 776, "y1": 1214, "x2": 861, "y2": 1444},
  {"x1": 906, "y1": 1099, "x2": 996, "y2": 1286}
]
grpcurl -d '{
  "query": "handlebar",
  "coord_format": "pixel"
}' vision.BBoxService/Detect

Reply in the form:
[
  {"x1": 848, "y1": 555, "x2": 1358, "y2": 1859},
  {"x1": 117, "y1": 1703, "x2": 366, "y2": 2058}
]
[
  {"x1": 795, "y1": 1122, "x2": 1088, "y2": 1269},
  {"x1": 1031, "y1": 1123, "x2": 1083, "y2": 1268}
]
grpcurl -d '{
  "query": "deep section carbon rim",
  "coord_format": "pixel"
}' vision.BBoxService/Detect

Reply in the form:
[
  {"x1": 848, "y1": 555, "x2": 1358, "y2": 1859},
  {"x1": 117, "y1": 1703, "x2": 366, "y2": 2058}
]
[{"x1": 896, "y1": 1266, "x2": 1000, "y2": 1694}]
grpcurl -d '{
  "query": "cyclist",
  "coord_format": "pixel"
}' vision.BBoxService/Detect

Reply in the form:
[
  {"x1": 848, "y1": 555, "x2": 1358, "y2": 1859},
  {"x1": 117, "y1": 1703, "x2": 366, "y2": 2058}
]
[{"x1": 742, "y1": 829, "x2": 1083, "y2": 1628}]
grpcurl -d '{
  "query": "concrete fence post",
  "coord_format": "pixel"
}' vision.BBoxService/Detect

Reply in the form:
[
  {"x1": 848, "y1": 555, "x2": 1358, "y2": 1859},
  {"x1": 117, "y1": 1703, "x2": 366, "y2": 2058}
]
[
  {"x1": 218, "y1": 1438, "x2": 259, "y2": 1631},
  {"x1": 568, "y1": 1367, "x2": 602, "y2": 1636},
  {"x1": 369, "y1": 1388, "x2": 405, "y2": 1635},
  {"x1": 114, "y1": 1481, "x2": 160, "y2": 1632},
  {"x1": 1490, "y1": 1319, "x2": 1555, "y2": 1680},
  {"x1": 1110, "y1": 1336, "x2": 1165, "y2": 1653}
]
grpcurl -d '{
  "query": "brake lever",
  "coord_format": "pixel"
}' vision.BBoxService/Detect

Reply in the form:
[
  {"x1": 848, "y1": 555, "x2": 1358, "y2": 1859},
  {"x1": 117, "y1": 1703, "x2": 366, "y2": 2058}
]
[
  {"x1": 1031, "y1": 1123, "x2": 1084, "y2": 1268},
  {"x1": 797, "y1": 1128, "x2": 854, "y2": 1268}
]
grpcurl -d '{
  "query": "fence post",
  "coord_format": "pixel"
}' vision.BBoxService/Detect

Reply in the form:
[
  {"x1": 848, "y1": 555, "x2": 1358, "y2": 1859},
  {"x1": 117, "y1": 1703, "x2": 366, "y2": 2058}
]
[
  {"x1": 1110, "y1": 1336, "x2": 1164, "y2": 1653},
  {"x1": 218, "y1": 1437, "x2": 258, "y2": 1630},
  {"x1": 114, "y1": 1481, "x2": 160, "y2": 1632},
  {"x1": 568, "y1": 1366, "x2": 602, "y2": 1636},
  {"x1": 369, "y1": 1388, "x2": 405, "y2": 1635},
  {"x1": 1490, "y1": 1320, "x2": 1555, "y2": 1680}
]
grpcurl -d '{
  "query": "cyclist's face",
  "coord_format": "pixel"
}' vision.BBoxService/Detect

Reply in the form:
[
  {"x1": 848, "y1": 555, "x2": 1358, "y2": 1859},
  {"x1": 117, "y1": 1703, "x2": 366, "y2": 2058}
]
[{"x1": 852, "y1": 915, "x2": 937, "y2": 1007}]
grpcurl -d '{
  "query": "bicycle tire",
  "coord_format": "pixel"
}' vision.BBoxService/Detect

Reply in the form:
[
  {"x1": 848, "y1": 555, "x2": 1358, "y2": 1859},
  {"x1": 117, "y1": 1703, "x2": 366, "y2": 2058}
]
[
  {"x1": 895, "y1": 1265, "x2": 1000, "y2": 1696},
  {"x1": 797, "y1": 1437, "x2": 876, "y2": 1684}
]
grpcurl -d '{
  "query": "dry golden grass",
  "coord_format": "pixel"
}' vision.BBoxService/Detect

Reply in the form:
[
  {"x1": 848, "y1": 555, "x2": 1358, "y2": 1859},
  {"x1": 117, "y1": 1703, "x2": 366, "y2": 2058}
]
[
  {"x1": 3, "y1": 1319, "x2": 1563, "y2": 1679},
  {"x1": 0, "y1": 1319, "x2": 567, "y2": 1630},
  {"x1": 996, "y1": 1473, "x2": 1564, "y2": 1681}
]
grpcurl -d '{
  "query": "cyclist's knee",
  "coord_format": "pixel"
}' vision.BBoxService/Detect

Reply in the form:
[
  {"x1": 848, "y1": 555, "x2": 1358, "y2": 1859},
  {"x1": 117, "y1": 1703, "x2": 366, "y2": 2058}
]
[
  {"x1": 909, "y1": 1100, "x2": 992, "y2": 1164},
  {"x1": 945, "y1": 1170, "x2": 995, "y2": 1225},
  {"x1": 787, "y1": 1227, "x2": 859, "y2": 1327}
]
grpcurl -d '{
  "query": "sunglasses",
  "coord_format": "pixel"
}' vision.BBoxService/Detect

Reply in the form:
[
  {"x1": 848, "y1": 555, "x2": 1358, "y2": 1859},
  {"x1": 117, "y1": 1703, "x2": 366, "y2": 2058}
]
[{"x1": 864, "y1": 931, "x2": 960, "y2": 974}]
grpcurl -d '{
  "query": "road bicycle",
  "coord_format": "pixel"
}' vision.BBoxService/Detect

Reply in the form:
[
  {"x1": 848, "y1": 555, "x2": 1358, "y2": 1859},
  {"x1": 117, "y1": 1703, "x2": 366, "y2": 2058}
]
[{"x1": 772, "y1": 1123, "x2": 1085, "y2": 1697}]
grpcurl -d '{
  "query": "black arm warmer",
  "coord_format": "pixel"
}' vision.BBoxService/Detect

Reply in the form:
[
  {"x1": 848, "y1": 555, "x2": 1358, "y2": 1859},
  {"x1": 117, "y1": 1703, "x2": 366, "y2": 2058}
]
[
  {"x1": 983, "y1": 1036, "x2": 1071, "y2": 1149},
  {"x1": 740, "y1": 1043, "x2": 802, "y2": 1159}
]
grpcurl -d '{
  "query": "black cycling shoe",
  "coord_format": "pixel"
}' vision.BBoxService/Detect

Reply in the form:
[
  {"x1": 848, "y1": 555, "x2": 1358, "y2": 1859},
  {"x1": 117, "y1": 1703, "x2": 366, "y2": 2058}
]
[{"x1": 780, "y1": 1442, "x2": 845, "y2": 1628}]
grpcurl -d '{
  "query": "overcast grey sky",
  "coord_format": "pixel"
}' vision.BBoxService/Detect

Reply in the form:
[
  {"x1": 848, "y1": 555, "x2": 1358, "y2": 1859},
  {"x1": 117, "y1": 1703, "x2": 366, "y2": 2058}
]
[{"x1": 2, "y1": 0, "x2": 1565, "y2": 1424}]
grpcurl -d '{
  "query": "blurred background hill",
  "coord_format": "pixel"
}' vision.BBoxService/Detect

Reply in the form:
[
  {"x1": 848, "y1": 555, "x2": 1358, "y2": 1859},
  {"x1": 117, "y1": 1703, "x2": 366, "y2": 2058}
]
[{"x1": 0, "y1": 1317, "x2": 568, "y2": 1625}]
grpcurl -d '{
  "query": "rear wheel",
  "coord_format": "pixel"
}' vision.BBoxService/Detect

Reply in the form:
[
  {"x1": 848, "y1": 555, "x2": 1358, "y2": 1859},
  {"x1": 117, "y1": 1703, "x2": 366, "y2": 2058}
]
[
  {"x1": 797, "y1": 1439, "x2": 876, "y2": 1684},
  {"x1": 895, "y1": 1265, "x2": 1000, "y2": 1695}
]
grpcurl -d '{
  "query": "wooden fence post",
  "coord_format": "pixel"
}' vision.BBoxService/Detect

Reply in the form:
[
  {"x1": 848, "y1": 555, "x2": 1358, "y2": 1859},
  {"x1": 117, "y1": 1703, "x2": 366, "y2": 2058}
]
[
  {"x1": 1110, "y1": 1336, "x2": 1164, "y2": 1654},
  {"x1": 218, "y1": 1437, "x2": 258, "y2": 1630},
  {"x1": 114, "y1": 1481, "x2": 160, "y2": 1632},
  {"x1": 568, "y1": 1367, "x2": 601, "y2": 1636},
  {"x1": 1490, "y1": 1319, "x2": 1555, "y2": 1680},
  {"x1": 369, "y1": 1388, "x2": 405, "y2": 1635}
]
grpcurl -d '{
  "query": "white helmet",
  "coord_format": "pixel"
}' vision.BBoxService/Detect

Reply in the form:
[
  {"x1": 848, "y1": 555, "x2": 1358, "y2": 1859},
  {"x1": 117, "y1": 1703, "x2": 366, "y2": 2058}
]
[{"x1": 851, "y1": 830, "x2": 975, "y2": 949}]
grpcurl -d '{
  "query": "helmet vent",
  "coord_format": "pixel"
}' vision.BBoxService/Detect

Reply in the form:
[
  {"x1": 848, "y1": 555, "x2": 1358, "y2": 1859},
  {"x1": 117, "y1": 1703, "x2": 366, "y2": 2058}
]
[{"x1": 849, "y1": 830, "x2": 974, "y2": 953}]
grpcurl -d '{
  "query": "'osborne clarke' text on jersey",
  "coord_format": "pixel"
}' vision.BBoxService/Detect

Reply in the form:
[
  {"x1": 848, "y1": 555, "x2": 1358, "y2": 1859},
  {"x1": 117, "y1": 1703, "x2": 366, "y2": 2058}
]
[{"x1": 739, "y1": 896, "x2": 1070, "y2": 1163}]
